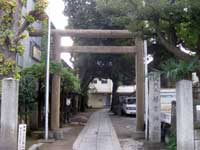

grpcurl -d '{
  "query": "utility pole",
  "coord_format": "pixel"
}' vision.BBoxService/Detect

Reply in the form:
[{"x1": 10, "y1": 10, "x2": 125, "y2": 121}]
[
  {"x1": 44, "y1": 0, "x2": 51, "y2": 140},
  {"x1": 144, "y1": 40, "x2": 149, "y2": 140}
]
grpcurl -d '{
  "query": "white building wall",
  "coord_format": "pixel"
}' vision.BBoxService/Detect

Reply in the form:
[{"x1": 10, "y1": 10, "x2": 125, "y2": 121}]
[
  {"x1": 89, "y1": 78, "x2": 113, "y2": 93},
  {"x1": 88, "y1": 78, "x2": 135, "y2": 108},
  {"x1": 89, "y1": 78, "x2": 136, "y2": 94},
  {"x1": 88, "y1": 94, "x2": 105, "y2": 108}
]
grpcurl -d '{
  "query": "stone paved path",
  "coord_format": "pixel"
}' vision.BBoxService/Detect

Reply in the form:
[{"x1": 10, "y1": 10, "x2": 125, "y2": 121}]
[{"x1": 73, "y1": 109, "x2": 122, "y2": 150}]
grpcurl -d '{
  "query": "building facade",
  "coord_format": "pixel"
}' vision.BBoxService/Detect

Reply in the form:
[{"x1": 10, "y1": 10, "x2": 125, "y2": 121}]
[
  {"x1": 88, "y1": 78, "x2": 113, "y2": 108},
  {"x1": 17, "y1": 0, "x2": 42, "y2": 68},
  {"x1": 88, "y1": 78, "x2": 135, "y2": 108}
]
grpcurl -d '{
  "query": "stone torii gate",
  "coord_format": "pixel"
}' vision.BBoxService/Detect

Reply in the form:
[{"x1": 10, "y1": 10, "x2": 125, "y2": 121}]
[{"x1": 49, "y1": 29, "x2": 145, "y2": 132}]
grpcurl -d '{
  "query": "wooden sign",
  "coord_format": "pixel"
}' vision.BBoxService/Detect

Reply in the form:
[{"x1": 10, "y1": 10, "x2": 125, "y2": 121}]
[
  {"x1": 18, "y1": 124, "x2": 27, "y2": 150},
  {"x1": 32, "y1": 45, "x2": 41, "y2": 61}
]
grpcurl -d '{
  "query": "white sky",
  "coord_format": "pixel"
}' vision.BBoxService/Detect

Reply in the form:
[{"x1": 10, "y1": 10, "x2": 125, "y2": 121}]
[{"x1": 47, "y1": 0, "x2": 74, "y2": 68}]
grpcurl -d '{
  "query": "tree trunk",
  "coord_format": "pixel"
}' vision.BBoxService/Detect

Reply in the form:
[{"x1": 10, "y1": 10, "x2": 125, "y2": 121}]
[
  {"x1": 71, "y1": 95, "x2": 77, "y2": 115},
  {"x1": 111, "y1": 80, "x2": 119, "y2": 114},
  {"x1": 80, "y1": 94, "x2": 86, "y2": 112},
  {"x1": 37, "y1": 80, "x2": 43, "y2": 129},
  {"x1": 60, "y1": 82, "x2": 67, "y2": 127},
  {"x1": 60, "y1": 93, "x2": 64, "y2": 127}
]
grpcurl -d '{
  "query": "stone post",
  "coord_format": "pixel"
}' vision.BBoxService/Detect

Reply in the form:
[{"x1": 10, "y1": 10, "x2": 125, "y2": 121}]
[
  {"x1": 170, "y1": 101, "x2": 176, "y2": 134},
  {"x1": 51, "y1": 34, "x2": 61, "y2": 130},
  {"x1": 148, "y1": 72, "x2": 161, "y2": 142},
  {"x1": 135, "y1": 38, "x2": 145, "y2": 131},
  {"x1": 176, "y1": 80, "x2": 194, "y2": 150},
  {"x1": 0, "y1": 78, "x2": 19, "y2": 150}
]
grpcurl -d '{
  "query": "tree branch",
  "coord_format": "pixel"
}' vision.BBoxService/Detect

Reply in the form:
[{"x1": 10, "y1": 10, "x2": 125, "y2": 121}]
[
  {"x1": 17, "y1": 20, "x2": 31, "y2": 36},
  {"x1": 157, "y1": 30, "x2": 193, "y2": 61},
  {"x1": 0, "y1": 10, "x2": 4, "y2": 25},
  {"x1": 12, "y1": 0, "x2": 23, "y2": 36},
  {"x1": 17, "y1": 10, "x2": 47, "y2": 38}
]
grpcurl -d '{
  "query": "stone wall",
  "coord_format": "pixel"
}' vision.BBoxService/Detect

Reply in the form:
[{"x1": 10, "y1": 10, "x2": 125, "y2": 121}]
[
  {"x1": 195, "y1": 129, "x2": 200, "y2": 150},
  {"x1": 88, "y1": 93, "x2": 110, "y2": 108},
  {"x1": 193, "y1": 83, "x2": 200, "y2": 128},
  {"x1": 176, "y1": 80, "x2": 194, "y2": 150}
]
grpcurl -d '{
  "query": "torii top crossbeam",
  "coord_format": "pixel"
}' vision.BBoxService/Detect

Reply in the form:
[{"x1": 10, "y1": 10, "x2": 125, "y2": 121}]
[
  {"x1": 30, "y1": 29, "x2": 134, "y2": 39},
  {"x1": 52, "y1": 29, "x2": 134, "y2": 38},
  {"x1": 30, "y1": 29, "x2": 137, "y2": 54}
]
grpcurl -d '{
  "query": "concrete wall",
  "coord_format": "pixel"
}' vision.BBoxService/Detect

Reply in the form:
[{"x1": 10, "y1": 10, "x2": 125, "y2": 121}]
[
  {"x1": 88, "y1": 93, "x2": 111, "y2": 108},
  {"x1": 195, "y1": 129, "x2": 200, "y2": 150},
  {"x1": 89, "y1": 78, "x2": 113, "y2": 93},
  {"x1": 89, "y1": 78, "x2": 136, "y2": 94}
]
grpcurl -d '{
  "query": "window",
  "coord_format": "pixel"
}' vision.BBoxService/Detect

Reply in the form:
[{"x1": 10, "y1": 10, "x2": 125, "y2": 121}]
[
  {"x1": 127, "y1": 98, "x2": 136, "y2": 104},
  {"x1": 91, "y1": 79, "x2": 97, "y2": 84},
  {"x1": 30, "y1": 42, "x2": 41, "y2": 61},
  {"x1": 101, "y1": 79, "x2": 107, "y2": 84}
]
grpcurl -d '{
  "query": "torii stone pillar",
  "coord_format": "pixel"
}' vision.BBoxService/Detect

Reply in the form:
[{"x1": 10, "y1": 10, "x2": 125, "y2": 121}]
[
  {"x1": 135, "y1": 38, "x2": 145, "y2": 131},
  {"x1": 51, "y1": 34, "x2": 61, "y2": 130}
]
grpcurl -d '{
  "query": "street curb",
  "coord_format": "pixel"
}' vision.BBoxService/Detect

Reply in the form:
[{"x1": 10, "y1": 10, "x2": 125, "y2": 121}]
[{"x1": 28, "y1": 143, "x2": 43, "y2": 150}]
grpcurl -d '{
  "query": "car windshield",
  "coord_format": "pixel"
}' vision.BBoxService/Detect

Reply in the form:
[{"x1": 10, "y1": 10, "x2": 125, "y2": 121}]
[{"x1": 127, "y1": 98, "x2": 136, "y2": 104}]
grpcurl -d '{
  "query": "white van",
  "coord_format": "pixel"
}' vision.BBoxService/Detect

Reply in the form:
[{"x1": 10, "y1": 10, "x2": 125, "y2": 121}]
[
  {"x1": 122, "y1": 97, "x2": 136, "y2": 115},
  {"x1": 160, "y1": 89, "x2": 176, "y2": 124},
  {"x1": 160, "y1": 89, "x2": 176, "y2": 113}
]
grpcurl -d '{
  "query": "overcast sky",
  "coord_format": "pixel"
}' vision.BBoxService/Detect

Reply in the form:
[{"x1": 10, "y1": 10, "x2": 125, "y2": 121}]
[{"x1": 47, "y1": 0, "x2": 74, "y2": 68}]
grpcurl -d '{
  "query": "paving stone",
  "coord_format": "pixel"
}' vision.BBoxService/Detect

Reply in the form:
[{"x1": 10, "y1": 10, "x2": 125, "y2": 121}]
[{"x1": 73, "y1": 109, "x2": 121, "y2": 150}]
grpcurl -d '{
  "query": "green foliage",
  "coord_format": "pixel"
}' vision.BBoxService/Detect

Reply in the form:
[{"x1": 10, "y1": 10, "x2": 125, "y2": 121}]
[
  {"x1": 0, "y1": 60, "x2": 16, "y2": 77},
  {"x1": 25, "y1": 14, "x2": 35, "y2": 24},
  {"x1": 97, "y1": 0, "x2": 200, "y2": 58},
  {"x1": 21, "y1": 61, "x2": 80, "y2": 93},
  {"x1": 61, "y1": 68, "x2": 80, "y2": 92},
  {"x1": 19, "y1": 74, "x2": 37, "y2": 121},
  {"x1": 167, "y1": 135, "x2": 176, "y2": 150},
  {"x1": 64, "y1": 0, "x2": 135, "y2": 91},
  {"x1": 35, "y1": 0, "x2": 48, "y2": 12},
  {"x1": 18, "y1": 60, "x2": 80, "y2": 121},
  {"x1": 50, "y1": 61, "x2": 63, "y2": 75},
  {"x1": 64, "y1": 0, "x2": 125, "y2": 29},
  {"x1": 161, "y1": 57, "x2": 200, "y2": 81},
  {"x1": 0, "y1": 0, "x2": 47, "y2": 78}
]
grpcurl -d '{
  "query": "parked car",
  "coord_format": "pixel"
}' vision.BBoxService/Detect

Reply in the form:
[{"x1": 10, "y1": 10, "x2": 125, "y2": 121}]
[{"x1": 122, "y1": 97, "x2": 136, "y2": 115}]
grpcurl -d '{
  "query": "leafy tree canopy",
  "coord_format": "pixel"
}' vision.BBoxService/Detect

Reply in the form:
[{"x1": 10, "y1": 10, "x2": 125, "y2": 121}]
[
  {"x1": 63, "y1": 0, "x2": 135, "y2": 93},
  {"x1": 19, "y1": 74, "x2": 37, "y2": 120},
  {"x1": 21, "y1": 61, "x2": 80, "y2": 93},
  {"x1": 161, "y1": 57, "x2": 200, "y2": 81},
  {"x1": 97, "y1": 0, "x2": 200, "y2": 55},
  {"x1": 0, "y1": 0, "x2": 48, "y2": 78},
  {"x1": 97, "y1": 0, "x2": 200, "y2": 79}
]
